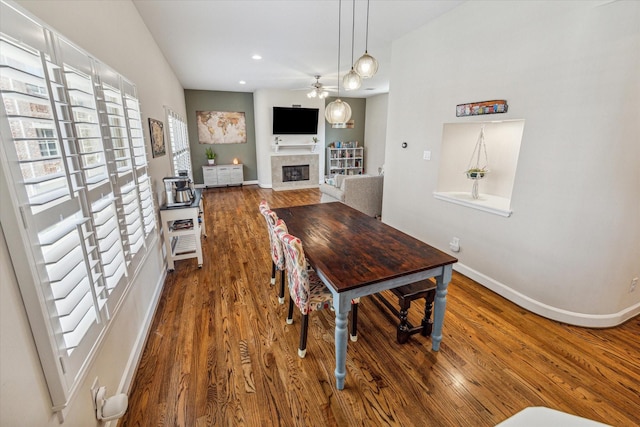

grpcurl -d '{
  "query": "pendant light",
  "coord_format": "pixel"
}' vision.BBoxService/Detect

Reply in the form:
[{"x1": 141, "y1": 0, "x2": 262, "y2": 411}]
[
  {"x1": 342, "y1": 0, "x2": 361, "y2": 91},
  {"x1": 325, "y1": 0, "x2": 352, "y2": 125},
  {"x1": 354, "y1": 0, "x2": 378, "y2": 79}
]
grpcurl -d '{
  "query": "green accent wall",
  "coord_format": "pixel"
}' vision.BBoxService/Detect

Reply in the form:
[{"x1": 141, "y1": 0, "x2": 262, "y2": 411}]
[
  {"x1": 184, "y1": 90, "x2": 257, "y2": 184},
  {"x1": 324, "y1": 96, "x2": 366, "y2": 151}
]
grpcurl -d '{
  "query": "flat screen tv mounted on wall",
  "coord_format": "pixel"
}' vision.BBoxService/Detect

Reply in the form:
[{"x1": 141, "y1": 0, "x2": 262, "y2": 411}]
[{"x1": 272, "y1": 107, "x2": 319, "y2": 135}]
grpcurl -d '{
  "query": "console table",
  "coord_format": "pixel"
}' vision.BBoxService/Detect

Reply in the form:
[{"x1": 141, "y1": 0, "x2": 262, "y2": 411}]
[{"x1": 202, "y1": 164, "x2": 243, "y2": 187}]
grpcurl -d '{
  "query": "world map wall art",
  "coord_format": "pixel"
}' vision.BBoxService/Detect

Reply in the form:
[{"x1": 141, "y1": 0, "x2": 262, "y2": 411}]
[{"x1": 197, "y1": 111, "x2": 247, "y2": 144}]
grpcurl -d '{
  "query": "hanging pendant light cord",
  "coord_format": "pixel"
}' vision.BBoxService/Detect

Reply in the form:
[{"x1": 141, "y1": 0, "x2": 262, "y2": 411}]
[
  {"x1": 365, "y1": 0, "x2": 370, "y2": 52},
  {"x1": 350, "y1": 0, "x2": 356, "y2": 66},
  {"x1": 337, "y1": 0, "x2": 342, "y2": 97}
]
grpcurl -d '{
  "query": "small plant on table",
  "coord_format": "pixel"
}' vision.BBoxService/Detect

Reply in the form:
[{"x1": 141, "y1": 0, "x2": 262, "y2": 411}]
[{"x1": 205, "y1": 147, "x2": 216, "y2": 165}]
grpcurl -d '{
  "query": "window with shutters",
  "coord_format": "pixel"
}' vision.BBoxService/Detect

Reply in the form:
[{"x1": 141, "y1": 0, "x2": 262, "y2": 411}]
[
  {"x1": 0, "y1": 0, "x2": 157, "y2": 418},
  {"x1": 167, "y1": 108, "x2": 192, "y2": 177}
]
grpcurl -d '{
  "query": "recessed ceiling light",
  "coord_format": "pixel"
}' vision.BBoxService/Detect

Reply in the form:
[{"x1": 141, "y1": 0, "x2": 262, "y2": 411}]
[
  {"x1": 252, "y1": 54, "x2": 262, "y2": 60},
  {"x1": 239, "y1": 80, "x2": 246, "y2": 85}
]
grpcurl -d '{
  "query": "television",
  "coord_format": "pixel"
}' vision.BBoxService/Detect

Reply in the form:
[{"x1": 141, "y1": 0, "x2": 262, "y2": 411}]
[{"x1": 272, "y1": 107, "x2": 319, "y2": 135}]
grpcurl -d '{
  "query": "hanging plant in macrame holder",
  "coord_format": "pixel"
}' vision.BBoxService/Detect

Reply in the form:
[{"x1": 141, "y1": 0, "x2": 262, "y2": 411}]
[{"x1": 465, "y1": 125, "x2": 490, "y2": 199}]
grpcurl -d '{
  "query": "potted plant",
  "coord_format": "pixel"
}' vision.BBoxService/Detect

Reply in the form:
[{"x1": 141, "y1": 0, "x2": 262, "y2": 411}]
[
  {"x1": 205, "y1": 147, "x2": 216, "y2": 165},
  {"x1": 465, "y1": 167, "x2": 488, "y2": 179}
]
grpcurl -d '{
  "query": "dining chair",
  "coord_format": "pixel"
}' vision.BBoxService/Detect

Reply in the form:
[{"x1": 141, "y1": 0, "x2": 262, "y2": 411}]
[
  {"x1": 274, "y1": 219, "x2": 359, "y2": 358},
  {"x1": 259, "y1": 200, "x2": 286, "y2": 304}
]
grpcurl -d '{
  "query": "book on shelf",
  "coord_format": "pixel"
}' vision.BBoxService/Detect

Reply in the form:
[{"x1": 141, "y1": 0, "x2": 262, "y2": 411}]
[{"x1": 170, "y1": 219, "x2": 193, "y2": 231}]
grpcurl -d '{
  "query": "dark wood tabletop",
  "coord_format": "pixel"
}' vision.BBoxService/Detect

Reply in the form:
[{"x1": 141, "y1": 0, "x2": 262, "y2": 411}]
[{"x1": 273, "y1": 202, "x2": 458, "y2": 294}]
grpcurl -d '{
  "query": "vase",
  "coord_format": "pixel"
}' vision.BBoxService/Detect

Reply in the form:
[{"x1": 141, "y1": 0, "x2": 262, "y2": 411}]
[{"x1": 208, "y1": 159, "x2": 215, "y2": 165}]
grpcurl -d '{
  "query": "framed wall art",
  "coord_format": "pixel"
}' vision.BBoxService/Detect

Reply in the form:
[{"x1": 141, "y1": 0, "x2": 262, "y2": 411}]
[
  {"x1": 196, "y1": 111, "x2": 247, "y2": 144},
  {"x1": 149, "y1": 118, "x2": 166, "y2": 158}
]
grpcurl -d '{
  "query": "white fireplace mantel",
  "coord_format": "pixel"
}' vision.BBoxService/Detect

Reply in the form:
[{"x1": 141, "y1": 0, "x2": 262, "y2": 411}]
[{"x1": 271, "y1": 143, "x2": 318, "y2": 153}]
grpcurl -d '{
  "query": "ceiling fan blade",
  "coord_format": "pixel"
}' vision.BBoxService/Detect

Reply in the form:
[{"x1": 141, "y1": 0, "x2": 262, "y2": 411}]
[{"x1": 290, "y1": 75, "x2": 337, "y2": 92}]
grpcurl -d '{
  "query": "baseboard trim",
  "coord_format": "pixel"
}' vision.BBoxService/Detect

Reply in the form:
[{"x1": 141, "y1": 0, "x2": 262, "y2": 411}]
[
  {"x1": 117, "y1": 266, "x2": 167, "y2": 395},
  {"x1": 454, "y1": 263, "x2": 640, "y2": 328},
  {"x1": 194, "y1": 180, "x2": 258, "y2": 189}
]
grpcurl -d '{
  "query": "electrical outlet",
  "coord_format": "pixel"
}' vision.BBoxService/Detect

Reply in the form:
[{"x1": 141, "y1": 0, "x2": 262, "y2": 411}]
[
  {"x1": 449, "y1": 237, "x2": 460, "y2": 252},
  {"x1": 423, "y1": 150, "x2": 431, "y2": 160},
  {"x1": 630, "y1": 277, "x2": 638, "y2": 293}
]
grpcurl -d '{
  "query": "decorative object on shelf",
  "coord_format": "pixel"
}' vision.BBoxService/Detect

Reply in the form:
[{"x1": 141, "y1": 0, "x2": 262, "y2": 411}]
[
  {"x1": 325, "y1": 0, "x2": 352, "y2": 126},
  {"x1": 233, "y1": 158, "x2": 239, "y2": 165},
  {"x1": 466, "y1": 125, "x2": 490, "y2": 199},
  {"x1": 326, "y1": 146, "x2": 364, "y2": 176},
  {"x1": 149, "y1": 118, "x2": 165, "y2": 158},
  {"x1": 307, "y1": 75, "x2": 329, "y2": 99},
  {"x1": 197, "y1": 111, "x2": 247, "y2": 144},
  {"x1": 312, "y1": 136, "x2": 319, "y2": 144},
  {"x1": 343, "y1": 0, "x2": 361, "y2": 91},
  {"x1": 205, "y1": 147, "x2": 216, "y2": 165},
  {"x1": 456, "y1": 100, "x2": 508, "y2": 117},
  {"x1": 354, "y1": 0, "x2": 378, "y2": 79}
]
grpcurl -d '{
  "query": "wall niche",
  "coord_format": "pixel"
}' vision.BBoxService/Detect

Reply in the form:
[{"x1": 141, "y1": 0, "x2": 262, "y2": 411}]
[{"x1": 434, "y1": 120, "x2": 524, "y2": 217}]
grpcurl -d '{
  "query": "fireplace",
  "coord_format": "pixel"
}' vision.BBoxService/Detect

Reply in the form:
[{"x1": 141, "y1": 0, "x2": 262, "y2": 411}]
[
  {"x1": 270, "y1": 154, "x2": 319, "y2": 191},
  {"x1": 282, "y1": 165, "x2": 309, "y2": 182}
]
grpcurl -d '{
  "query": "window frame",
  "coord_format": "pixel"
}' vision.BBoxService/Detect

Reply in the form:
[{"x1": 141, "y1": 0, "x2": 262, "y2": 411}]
[
  {"x1": 0, "y1": 1, "x2": 158, "y2": 419},
  {"x1": 166, "y1": 107, "x2": 192, "y2": 178}
]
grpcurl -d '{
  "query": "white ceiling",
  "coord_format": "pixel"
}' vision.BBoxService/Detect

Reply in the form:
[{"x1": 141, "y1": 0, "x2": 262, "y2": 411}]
[{"x1": 133, "y1": 0, "x2": 464, "y2": 98}]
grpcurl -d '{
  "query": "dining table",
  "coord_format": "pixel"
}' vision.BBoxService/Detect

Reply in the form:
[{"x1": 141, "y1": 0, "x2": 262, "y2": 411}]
[{"x1": 273, "y1": 202, "x2": 458, "y2": 390}]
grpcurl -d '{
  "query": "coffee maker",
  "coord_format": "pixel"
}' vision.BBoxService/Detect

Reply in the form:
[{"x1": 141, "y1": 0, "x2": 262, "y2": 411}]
[{"x1": 164, "y1": 174, "x2": 194, "y2": 207}]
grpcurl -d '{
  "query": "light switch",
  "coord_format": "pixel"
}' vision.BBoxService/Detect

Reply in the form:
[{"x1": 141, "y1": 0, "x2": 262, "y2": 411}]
[{"x1": 423, "y1": 150, "x2": 431, "y2": 160}]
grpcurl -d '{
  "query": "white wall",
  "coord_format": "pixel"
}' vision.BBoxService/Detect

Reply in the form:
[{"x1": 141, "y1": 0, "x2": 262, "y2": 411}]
[
  {"x1": 1, "y1": 1, "x2": 185, "y2": 425},
  {"x1": 383, "y1": 0, "x2": 640, "y2": 326},
  {"x1": 254, "y1": 89, "x2": 326, "y2": 187},
  {"x1": 364, "y1": 93, "x2": 388, "y2": 175}
]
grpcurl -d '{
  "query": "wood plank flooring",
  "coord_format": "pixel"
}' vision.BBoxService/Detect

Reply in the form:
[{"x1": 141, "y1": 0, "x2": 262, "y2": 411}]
[{"x1": 119, "y1": 185, "x2": 640, "y2": 427}]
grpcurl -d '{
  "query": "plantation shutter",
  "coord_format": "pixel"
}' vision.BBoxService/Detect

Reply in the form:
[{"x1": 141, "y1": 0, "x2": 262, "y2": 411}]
[
  {"x1": 0, "y1": 1, "x2": 157, "y2": 416},
  {"x1": 167, "y1": 108, "x2": 192, "y2": 177}
]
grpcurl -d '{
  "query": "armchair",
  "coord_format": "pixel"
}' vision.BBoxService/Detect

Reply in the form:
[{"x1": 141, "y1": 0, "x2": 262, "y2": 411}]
[{"x1": 319, "y1": 174, "x2": 384, "y2": 217}]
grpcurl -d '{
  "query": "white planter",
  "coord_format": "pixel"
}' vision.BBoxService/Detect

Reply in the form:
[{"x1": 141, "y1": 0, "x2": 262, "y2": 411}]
[{"x1": 207, "y1": 159, "x2": 215, "y2": 165}]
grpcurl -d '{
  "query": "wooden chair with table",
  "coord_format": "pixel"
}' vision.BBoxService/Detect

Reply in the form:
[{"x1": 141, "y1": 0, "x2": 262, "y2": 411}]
[
  {"x1": 273, "y1": 219, "x2": 359, "y2": 358},
  {"x1": 259, "y1": 200, "x2": 286, "y2": 304}
]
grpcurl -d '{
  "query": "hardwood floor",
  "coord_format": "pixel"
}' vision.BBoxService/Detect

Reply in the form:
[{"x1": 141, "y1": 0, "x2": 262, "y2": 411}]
[{"x1": 119, "y1": 185, "x2": 640, "y2": 427}]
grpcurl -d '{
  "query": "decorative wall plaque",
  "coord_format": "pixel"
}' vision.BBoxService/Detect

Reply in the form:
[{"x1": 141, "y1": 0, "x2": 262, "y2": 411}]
[{"x1": 456, "y1": 100, "x2": 508, "y2": 117}]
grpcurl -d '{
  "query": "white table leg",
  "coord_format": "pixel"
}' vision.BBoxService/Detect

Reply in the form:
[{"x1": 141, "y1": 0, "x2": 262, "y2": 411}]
[
  {"x1": 431, "y1": 264, "x2": 453, "y2": 351},
  {"x1": 334, "y1": 310, "x2": 349, "y2": 390}
]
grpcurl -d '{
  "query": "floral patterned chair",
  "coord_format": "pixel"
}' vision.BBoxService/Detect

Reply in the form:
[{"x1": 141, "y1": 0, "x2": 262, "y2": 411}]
[
  {"x1": 274, "y1": 219, "x2": 359, "y2": 358},
  {"x1": 259, "y1": 200, "x2": 286, "y2": 304}
]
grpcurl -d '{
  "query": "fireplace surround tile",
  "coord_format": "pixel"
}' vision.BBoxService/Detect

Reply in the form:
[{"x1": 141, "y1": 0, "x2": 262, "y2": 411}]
[{"x1": 271, "y1": 154, "x2": 319, "y2": 191}]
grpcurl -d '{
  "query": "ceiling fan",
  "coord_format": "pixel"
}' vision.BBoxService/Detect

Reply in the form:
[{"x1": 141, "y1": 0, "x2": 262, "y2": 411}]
[{"x1": 304, "y1": 75, "x2": 335, "y2": 99}]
